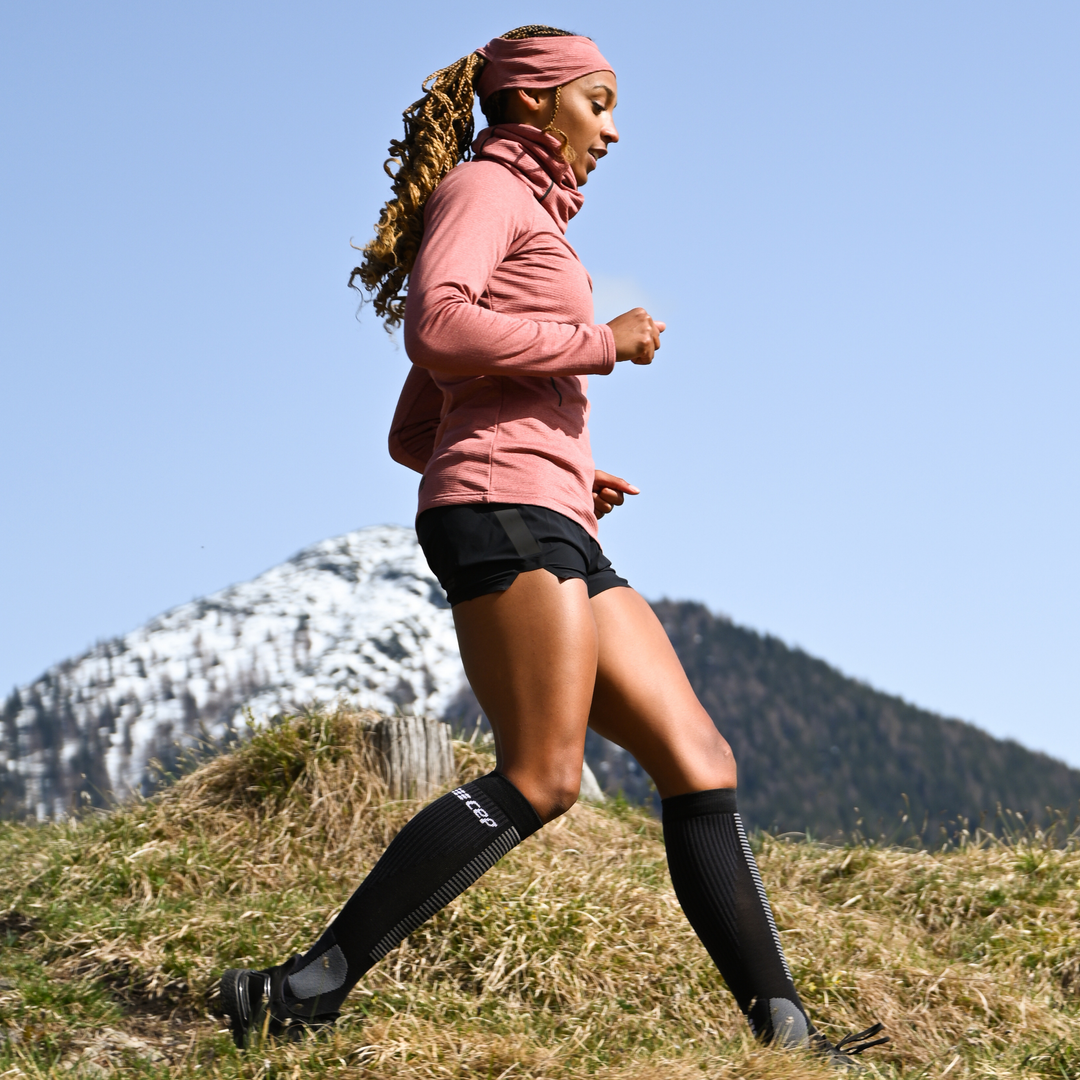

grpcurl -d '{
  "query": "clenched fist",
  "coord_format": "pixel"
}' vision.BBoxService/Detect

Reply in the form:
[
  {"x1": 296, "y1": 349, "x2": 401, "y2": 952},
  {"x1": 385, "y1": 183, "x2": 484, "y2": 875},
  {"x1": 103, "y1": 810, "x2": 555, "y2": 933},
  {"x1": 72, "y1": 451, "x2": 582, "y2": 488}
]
[{"x1": 606, "y1": 307, "x2": 665, "y2": 365}]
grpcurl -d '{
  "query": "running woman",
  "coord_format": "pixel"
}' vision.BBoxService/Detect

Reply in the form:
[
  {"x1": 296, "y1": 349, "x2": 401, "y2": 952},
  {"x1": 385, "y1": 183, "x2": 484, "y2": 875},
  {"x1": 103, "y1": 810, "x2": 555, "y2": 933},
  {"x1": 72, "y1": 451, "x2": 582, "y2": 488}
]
[{"x1": 221, "y1": 25, "x2": 886, "y2": 1069}]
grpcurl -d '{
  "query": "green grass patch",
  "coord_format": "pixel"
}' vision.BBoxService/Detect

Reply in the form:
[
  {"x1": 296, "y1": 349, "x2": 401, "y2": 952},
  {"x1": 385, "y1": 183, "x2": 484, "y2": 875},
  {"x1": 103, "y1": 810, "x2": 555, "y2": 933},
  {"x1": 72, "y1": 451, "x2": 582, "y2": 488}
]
[{"x1": 1, "y1": 708, "x2": 1078, "y2": 1078}]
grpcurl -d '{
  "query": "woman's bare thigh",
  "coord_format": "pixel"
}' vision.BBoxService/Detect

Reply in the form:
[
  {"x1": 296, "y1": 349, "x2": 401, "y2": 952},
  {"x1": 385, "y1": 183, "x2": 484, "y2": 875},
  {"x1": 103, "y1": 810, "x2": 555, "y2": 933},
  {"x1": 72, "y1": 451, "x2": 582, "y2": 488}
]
[
  {"x1": 452, "y1": 569, "x2": 597, "y2": 820},
  {"x1": 588, "y1": 587, "x2": 736, "y2": 798}
]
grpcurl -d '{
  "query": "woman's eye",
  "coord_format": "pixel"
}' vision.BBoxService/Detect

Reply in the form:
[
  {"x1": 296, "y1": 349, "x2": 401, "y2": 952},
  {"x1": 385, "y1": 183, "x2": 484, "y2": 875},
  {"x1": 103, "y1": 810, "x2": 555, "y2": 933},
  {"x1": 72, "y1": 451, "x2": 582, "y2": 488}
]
[{"x1": 592, "y1": 101, "x2": 603, "y2": 114}]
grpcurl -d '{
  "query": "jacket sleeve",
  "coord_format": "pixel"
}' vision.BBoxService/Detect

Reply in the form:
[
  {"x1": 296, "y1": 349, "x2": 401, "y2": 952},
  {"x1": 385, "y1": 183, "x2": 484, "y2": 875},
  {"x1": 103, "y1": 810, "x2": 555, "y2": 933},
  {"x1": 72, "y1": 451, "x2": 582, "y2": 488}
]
[
  {"x1": 403, "y1": 167, "x2": 616, "y2": 378},
  {"x1": 388, "y1": 364, "x2": 443, "y2": 474}
]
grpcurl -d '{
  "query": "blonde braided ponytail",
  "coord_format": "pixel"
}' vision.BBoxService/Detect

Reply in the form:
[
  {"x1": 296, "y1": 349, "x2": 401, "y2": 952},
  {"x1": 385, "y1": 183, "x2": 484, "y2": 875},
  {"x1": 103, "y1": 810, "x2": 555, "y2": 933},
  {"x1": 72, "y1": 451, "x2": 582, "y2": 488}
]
[{"x1": 351, "y1": 26, "x2": 576, "y2": 327}]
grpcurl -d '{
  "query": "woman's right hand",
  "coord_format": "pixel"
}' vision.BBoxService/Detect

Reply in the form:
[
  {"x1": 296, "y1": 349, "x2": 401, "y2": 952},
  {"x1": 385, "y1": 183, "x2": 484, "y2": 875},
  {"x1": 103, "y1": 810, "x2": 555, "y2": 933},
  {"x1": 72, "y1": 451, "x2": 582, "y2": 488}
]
[{"x1": 607, "y1": 307, "x2": 666, "y2": 365}]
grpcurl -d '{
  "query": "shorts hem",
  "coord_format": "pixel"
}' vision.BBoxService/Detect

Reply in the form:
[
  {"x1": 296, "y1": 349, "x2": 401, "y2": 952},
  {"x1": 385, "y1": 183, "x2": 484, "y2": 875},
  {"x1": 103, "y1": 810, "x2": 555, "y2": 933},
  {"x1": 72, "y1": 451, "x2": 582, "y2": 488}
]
[
  {"x1": 448, "y1": 568, "x2": 630, "y2": 607},
  {"x1": 417, "y1": 503, "x2": 629, "y2": 608},
  {"x1": 448, "y1": 565, "x2": 592, "y2": 607},
  {"x1": 587, "y1": 575, "x2": 631, "y2": 600}
]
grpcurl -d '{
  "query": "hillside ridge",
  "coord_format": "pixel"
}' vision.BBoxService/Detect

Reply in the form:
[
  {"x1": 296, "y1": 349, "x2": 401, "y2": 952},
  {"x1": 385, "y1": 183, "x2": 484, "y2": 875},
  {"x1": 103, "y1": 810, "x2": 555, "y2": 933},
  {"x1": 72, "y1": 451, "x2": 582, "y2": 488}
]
[{"x1": 1, "y1": 710, "x2": 1078, "y2": 1078}]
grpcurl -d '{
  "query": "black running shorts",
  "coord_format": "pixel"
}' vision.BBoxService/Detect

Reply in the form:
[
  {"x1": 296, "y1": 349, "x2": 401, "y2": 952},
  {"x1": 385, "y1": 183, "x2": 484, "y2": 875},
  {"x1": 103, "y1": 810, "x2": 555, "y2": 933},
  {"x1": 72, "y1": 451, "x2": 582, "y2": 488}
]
[{"x1": 416, "y1": 503, "x2": 630, "y2": 607}]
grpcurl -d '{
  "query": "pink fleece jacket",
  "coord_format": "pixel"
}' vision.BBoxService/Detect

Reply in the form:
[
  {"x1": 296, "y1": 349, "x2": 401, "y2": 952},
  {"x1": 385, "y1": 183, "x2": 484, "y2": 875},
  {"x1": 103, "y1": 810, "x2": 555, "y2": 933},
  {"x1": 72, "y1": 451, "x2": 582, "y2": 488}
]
[{"x1": 393, "y1": 124, "x2": 616, "y2": 539}]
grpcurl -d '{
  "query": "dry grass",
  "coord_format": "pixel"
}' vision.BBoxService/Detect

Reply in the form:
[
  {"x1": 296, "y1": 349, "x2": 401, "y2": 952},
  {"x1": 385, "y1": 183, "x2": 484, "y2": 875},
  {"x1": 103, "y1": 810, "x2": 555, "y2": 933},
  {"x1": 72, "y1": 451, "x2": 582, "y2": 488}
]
[{"x1": 0, "y1": 708, "x2": 1078, "y2": 1078}]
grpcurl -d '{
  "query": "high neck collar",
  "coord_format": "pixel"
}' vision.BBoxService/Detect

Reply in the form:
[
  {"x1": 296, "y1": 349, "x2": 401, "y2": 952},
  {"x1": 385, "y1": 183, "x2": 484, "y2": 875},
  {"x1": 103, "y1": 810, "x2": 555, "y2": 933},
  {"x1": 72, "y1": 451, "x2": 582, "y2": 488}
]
[{"x1": 471, "y1": 124, "x2": 584, "y2": 233}]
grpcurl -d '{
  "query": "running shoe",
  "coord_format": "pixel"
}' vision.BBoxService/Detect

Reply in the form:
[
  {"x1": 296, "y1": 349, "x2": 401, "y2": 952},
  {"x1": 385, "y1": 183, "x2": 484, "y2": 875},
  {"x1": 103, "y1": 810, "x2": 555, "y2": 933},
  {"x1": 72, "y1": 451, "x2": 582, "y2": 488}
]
[{"x1": 219, "y1": 956, "x2": 339, "y2": 1049}]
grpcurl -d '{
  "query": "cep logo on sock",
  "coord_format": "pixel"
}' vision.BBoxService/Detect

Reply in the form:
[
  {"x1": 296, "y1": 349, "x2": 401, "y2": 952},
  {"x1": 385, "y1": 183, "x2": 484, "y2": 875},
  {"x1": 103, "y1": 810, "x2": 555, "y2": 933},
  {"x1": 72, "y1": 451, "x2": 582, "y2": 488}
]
[{"x1": 452, "y1": 787, "x2": 499, "y2": 827}]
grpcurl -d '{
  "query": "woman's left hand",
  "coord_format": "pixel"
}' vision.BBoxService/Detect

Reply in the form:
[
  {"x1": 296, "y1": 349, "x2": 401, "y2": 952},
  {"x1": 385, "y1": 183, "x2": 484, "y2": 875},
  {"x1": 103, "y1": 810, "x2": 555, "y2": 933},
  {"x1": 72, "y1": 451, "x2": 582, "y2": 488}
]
[{"x1": 593, "y1": 470, "x2": 640, "y2": 519}]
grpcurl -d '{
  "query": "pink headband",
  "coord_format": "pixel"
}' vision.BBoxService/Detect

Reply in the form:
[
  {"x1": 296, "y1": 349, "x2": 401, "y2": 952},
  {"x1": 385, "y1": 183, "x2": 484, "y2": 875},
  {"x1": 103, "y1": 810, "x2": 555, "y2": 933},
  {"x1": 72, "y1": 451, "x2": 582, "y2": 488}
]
[{"x1": 475, "y1": 34, "x2": 614, "y2": 104}]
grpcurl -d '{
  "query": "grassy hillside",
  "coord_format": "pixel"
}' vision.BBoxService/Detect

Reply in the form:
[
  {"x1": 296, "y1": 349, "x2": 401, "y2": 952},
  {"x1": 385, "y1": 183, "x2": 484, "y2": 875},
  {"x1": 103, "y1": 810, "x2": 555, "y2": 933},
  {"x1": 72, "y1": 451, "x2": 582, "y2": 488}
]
[{"x1": 1, "y1": 710, "x2": 1078, "y2": 1078}]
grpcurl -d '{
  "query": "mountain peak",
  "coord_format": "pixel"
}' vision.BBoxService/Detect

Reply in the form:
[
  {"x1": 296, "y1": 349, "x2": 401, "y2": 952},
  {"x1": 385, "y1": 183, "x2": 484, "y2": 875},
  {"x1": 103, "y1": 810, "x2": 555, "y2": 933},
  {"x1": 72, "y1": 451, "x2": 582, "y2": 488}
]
[{"x1": 1, "y1": 526, "x2": 464, "y2": 818}]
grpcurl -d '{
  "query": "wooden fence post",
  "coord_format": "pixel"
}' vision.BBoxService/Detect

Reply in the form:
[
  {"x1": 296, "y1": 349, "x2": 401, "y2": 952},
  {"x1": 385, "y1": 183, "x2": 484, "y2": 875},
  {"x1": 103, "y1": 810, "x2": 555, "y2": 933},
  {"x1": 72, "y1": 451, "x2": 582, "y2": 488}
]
[
  {"x1": 362, "y1": 713, "x2": 605, "y2": 803},
  {"x1": 367, "y1": 715, "x2": 455, "y2": 799}
]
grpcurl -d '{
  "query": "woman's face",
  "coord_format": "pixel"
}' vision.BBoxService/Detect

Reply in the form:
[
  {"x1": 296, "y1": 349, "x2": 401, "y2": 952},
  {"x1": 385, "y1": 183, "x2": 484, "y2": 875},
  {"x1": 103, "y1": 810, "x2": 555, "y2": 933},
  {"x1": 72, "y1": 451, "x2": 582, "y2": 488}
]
[
  {"x1": 554, "y1": 71, "x2": 619, "y2": 185},
  {"x1": 507, "y1": 71, "x2": 619, "y2": 186}
]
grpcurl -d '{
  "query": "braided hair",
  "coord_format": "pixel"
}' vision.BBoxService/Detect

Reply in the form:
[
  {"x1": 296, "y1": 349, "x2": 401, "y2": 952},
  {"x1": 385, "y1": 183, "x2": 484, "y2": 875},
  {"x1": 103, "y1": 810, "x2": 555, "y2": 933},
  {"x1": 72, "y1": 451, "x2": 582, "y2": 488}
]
[{"x1": 350, "y1": 25, "x2": 576, "y2": 327}]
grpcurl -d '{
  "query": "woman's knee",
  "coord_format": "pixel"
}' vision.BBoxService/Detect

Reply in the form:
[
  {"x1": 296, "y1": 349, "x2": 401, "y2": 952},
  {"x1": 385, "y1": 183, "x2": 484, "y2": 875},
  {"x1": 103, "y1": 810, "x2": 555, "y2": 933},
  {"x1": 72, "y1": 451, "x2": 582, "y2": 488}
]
[
  {"x1": 712, "y1": 732, "x2": 738, "y2": 788},
  {"x1": 534, "y1": 785, "x2": 580, "y2": 824},
  {"x1": 710, "y1": 727, "x2": 736, "y2": 766},
  {"x1": 503, "y1": 765, "x2": 582, "y2": 824},
  {"x1": 692, "y1": 722, "x2": 737, "y2": 784},
  {"x1": 655, "y1": 720, "x2": 737, "y2": 797}
]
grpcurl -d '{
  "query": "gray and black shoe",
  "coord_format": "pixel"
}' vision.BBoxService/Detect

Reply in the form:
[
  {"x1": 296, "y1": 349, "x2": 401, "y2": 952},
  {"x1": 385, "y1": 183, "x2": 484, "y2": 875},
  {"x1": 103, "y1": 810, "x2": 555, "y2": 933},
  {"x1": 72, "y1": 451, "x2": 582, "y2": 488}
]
[
  {"x1": 219, "y1": 956, "x2": 339, "y2": 1049},
  {"x1": 811, "y1": 1023, "x2": 889, "y2": 1073}
]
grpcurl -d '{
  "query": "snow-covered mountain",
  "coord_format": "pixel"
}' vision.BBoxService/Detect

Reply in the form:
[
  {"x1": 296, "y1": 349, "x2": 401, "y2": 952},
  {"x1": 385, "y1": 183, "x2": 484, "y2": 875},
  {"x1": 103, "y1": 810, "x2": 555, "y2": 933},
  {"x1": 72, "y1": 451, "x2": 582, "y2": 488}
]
[{"x1": 1, "y1": 527, "x2": 470, "y2": 819}]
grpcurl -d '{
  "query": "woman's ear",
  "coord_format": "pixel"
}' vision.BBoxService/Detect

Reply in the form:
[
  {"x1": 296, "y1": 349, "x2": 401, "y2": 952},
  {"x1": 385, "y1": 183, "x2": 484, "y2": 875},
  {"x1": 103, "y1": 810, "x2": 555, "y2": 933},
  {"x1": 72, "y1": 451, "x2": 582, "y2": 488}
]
[
  {"x1": 500, "y1": 87, "x2": 555, "y2": 127},
  {"x1": 513, "y1": 87, "x2": 556, "y2": 119}
]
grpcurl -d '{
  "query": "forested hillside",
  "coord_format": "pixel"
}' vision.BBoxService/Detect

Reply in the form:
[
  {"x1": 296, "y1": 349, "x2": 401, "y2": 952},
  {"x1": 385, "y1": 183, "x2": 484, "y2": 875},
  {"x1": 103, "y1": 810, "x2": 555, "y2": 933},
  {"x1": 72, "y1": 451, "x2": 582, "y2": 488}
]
[{"x1": 650, "y1": 601, "x2": 1080, "y2": 840}]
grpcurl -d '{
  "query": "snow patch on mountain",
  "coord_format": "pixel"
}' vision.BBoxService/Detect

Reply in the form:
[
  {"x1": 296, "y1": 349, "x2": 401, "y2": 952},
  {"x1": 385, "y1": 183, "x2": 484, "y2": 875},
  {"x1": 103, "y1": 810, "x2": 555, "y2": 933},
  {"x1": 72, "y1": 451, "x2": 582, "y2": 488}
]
[{"x1": 1, "y1": 526, "x2": 468, "y2": 818}]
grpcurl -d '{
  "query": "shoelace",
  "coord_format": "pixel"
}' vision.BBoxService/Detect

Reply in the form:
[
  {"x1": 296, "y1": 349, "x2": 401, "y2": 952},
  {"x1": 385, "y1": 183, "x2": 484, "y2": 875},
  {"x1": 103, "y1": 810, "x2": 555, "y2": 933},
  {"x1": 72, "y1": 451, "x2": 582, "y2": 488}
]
[{"x1": 834, "y1": 1023, "x2": 890, "y2": 1055}]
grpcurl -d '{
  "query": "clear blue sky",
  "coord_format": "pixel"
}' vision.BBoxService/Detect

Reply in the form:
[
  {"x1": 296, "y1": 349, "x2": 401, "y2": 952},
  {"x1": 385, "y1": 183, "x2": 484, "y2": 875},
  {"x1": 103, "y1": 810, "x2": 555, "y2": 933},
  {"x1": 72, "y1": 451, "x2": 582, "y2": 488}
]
[{"x1": 2, "y1": 2, "x2": 1078, "y2": 765}]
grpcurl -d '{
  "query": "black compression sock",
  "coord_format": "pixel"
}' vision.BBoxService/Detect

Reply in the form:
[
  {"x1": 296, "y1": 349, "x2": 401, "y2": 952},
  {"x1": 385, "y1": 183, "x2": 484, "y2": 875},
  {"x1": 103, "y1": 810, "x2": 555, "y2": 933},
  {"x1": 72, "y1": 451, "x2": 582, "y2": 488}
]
[
  {"x1": 282, "y1": 771, "x2": 542, "y2": 1018},
  {"x1": 662, "y1": 788, "x2": 812, "y2": 1046}
]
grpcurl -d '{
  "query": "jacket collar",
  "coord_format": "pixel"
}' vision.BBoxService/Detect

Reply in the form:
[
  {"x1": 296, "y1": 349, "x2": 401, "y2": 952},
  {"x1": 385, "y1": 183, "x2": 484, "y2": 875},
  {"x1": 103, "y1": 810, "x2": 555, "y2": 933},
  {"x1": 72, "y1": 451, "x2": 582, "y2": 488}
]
[{"x1": 471, "y1": 124, "x2": 584, "y2": 233}]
